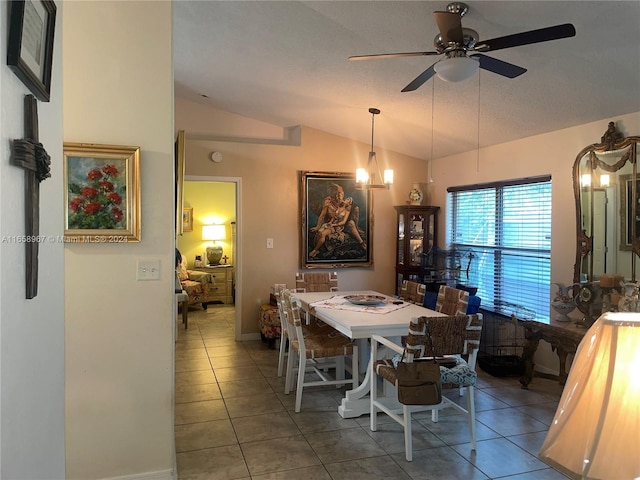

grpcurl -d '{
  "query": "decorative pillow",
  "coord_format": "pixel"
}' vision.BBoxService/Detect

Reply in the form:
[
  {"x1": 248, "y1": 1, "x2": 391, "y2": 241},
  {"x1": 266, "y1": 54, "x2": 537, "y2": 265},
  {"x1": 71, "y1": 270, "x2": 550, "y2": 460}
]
[
  {"x1": 423, "y1": 291, "x2": 438, "y2": 310},
  {"x1": 177, "y1": 255, "x2": 189, "y2": 281},
  {"x1": 467, "y1": 295, "x2": 481, "y2": 314}
]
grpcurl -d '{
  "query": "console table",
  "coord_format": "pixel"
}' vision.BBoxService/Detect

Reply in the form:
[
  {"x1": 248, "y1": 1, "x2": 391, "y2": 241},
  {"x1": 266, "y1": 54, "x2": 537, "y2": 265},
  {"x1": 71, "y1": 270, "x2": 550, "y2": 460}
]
[{"x1": 518, "y1": 319, "x2": 586, "y2": 389}]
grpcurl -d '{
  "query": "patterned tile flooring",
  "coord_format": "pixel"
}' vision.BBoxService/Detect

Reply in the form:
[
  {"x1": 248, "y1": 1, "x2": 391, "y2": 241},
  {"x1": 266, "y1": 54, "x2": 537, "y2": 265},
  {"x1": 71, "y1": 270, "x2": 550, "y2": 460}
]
[{"x1": 175, "y1": 306, "x2": 570, "y2": 480}]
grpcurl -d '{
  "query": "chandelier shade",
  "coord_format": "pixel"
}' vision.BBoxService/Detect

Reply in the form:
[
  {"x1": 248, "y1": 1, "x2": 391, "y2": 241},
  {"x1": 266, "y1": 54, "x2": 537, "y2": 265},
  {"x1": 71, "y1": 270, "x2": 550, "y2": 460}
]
[{"x1": 355, "y1": 107, "x2": 393, "y2": 190}]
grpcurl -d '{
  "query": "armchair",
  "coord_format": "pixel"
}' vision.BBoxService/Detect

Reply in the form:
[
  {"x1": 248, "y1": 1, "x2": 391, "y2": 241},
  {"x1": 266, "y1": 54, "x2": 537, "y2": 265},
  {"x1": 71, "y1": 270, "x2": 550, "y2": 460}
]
[{"x1": 176, "y1": 255, "x2": 214, "y2": 310}]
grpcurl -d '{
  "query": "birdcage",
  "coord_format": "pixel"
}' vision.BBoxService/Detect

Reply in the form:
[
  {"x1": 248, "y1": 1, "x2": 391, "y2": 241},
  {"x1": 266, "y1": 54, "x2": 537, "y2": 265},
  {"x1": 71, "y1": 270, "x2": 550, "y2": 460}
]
[
  {"x1": 477, "y1": 301, "x2": 536, "y2": 377},
  {"x1": 421, "y1": 246, "x2": 476, "y2": 290}
]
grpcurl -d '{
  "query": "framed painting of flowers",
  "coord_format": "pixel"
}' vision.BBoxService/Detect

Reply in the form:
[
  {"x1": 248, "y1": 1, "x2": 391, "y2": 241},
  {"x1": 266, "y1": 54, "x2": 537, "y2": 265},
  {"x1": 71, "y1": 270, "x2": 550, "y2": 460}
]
[{"x1": 63, "y1": 143, "x2": 141, "y2": 242}]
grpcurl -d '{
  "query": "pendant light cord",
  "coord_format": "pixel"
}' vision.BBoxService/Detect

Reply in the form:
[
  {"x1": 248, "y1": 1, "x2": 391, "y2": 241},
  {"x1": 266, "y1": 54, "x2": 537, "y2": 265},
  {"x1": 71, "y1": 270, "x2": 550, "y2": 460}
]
[
  {"x1": 476, "y1": 70, "x2": 481, "y2": 173},
  {"x1": 429, "y1": 79, "x2": 435, "y2": 183}
]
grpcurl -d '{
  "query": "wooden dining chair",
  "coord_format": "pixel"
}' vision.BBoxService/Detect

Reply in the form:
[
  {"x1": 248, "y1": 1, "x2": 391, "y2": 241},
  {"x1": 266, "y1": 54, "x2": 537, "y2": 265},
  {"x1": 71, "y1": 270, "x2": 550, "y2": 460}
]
[
  {"x1": 370, "y1": 314, "x2": 483, "y2": 461},
  {"x1": 282, "y1": 289, "x2": 358, "y2": 413}
]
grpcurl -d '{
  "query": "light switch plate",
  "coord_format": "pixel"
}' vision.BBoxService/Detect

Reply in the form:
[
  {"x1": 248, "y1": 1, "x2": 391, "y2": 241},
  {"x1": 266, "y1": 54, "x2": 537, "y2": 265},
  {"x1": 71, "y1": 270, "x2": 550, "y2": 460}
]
[{"x1": 137, "y1": 259, "x2": 161, "y2": 280}]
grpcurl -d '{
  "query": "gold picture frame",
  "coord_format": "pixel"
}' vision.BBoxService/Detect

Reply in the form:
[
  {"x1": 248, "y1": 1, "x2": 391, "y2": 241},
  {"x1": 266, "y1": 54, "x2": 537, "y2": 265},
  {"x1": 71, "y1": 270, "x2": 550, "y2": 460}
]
[
  {"x1": 300, "y1": 171, "x2": 373, "y2": 269},
  {"x1": 182, "y1": 207, "x2": 193, "y2": 232},
  {"x1": 63, "y1": 142, "x2": 141, "y2": 242}
]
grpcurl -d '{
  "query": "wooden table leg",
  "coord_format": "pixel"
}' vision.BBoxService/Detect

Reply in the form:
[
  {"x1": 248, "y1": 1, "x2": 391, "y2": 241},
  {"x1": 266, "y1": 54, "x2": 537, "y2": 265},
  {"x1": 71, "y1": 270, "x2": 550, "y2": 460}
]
[{"x1": 519, "y1": 334, "x2": 540, "y2": 390}]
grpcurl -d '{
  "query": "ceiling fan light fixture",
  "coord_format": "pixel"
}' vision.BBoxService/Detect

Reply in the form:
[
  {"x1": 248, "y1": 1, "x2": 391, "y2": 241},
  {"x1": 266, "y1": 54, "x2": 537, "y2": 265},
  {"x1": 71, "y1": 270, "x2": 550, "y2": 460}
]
[
  {"x1": 434, "y1": 55, "x2": 479, "y2": 82},
  {"x1": 356, "y1": 108, "x2": 393, "y2": 190}
]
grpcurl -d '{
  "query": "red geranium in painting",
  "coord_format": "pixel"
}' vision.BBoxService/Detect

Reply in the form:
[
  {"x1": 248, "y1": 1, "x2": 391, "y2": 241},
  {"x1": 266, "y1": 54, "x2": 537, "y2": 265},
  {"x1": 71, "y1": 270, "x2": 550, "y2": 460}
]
[{"x1": 67, "y1": 162, "x2": 126, "y2": 229}]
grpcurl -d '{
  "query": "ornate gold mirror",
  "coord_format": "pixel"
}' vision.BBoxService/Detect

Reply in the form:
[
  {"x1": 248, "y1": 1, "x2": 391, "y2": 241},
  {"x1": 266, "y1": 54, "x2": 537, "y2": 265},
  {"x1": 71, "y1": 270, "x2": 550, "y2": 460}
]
[{"x1": 573, "y1": 122, "x2": 639, "y2": 285}]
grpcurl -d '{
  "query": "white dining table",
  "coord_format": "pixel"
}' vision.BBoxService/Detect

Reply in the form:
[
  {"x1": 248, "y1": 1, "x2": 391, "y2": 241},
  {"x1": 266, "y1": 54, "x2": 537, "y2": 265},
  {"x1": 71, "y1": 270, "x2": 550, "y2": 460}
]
[{"x1": 291, "y1": 290, "x2": 446, "y2": 418}]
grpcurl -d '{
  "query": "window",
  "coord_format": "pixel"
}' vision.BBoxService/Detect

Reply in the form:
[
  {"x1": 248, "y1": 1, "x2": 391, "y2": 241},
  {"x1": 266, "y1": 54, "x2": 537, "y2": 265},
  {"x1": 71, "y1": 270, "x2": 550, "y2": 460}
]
[{"x1": 447, "y1": 176, "x2": 551, "y2": 322}]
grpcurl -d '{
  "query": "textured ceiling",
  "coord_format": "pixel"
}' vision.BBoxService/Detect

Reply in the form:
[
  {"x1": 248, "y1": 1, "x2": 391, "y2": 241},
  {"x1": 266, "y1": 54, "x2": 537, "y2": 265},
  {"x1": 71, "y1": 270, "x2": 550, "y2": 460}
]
[{"x1": 173, "y1": 1, "x2": 640, "y2": 160}]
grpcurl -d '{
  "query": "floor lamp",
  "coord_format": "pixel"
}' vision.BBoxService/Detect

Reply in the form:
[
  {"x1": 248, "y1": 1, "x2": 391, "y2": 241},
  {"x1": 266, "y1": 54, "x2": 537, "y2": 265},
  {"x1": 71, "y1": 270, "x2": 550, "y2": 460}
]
[{"x1": 539, "y1": 311, "x2": 640, "y2": 479}]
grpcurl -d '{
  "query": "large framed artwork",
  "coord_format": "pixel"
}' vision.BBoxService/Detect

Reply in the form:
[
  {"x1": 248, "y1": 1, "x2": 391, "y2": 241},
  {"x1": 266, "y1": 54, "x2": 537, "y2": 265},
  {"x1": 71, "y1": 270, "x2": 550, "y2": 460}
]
[
  {"x1": 63, "y1": 143, "x2": 141, "y2": 242},
  {"x1": 620, "y1": 174, "x2": 640, "y2": 251},
  {"x1": 7, "y1": 0, "x2": 57, "y2": 102},
  {"x1": 300, "y1": 171, "x2": 373, "y2": 268}
]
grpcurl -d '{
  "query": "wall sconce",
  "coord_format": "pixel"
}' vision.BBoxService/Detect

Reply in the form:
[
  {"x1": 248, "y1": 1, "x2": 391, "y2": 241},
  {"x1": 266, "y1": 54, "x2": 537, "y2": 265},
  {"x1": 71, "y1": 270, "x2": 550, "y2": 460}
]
[
  {"x1": 356, "y1": 107, "x2": 393, "y2": 190},
  {"x1": 599, "y1": 174, "x2": 610, "y2": 187},
  {"x1": 539, "y1": 311, "x2": 640, "y2": 479},
  {"x1": 202, "y1": 224, "x2": 226, "y2": 265}
]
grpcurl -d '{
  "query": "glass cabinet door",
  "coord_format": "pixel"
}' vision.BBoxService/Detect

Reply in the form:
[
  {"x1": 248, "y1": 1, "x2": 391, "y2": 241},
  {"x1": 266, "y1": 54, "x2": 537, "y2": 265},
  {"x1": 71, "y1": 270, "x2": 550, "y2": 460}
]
[
  {"x1": 409, "y1": 213, "x2": 425, "y2": 267},
  {"x1": 398, "y1": 212, "x2": 405, "y2": 266}
]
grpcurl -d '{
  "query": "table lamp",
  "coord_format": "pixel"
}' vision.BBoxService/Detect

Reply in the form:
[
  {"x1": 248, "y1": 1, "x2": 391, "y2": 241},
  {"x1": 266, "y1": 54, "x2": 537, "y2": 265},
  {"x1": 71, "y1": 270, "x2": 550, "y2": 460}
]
[
  {"x1": 539, "y1": 311, "x2": 640, "y2": 479},
  {"x1": 202, "y1": 224, "x2": 225, "y2": 266}
]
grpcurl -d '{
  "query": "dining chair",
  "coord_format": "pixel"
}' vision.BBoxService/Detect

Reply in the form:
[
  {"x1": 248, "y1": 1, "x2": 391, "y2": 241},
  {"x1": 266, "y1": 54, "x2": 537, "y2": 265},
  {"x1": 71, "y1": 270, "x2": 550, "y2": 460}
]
[
  {"x1": 436, "y1": 285, "x2": 470, "y2": 315},
  {"x1": 282, "y1": 289, "x2": 358, "y2": 412},
  {"x1": 276, "y1": 286, "x2": 336, "y2": 378},
  {"x1": 295, "y1": 271, "x2": 338, "y2": 292},
  {"x1": 370, "y1": 314, "x2": 483, "y2": 461},
  {"x1": 398, "y1": 280, "x2": 427, "y2": 305}
]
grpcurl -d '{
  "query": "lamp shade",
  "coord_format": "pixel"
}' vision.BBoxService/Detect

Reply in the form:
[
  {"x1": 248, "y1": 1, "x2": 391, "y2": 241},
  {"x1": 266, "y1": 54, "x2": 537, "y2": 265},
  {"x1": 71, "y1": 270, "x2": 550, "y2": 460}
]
[
  {"x1": 539, "y1": 312, "x2": 640, "y2": 479},
  {"x1": 202, "y1": 224, "x2": 225, "y2": 241},
  {"x1": 434, "y1": 56, "x2": 479, "y2": 83}
]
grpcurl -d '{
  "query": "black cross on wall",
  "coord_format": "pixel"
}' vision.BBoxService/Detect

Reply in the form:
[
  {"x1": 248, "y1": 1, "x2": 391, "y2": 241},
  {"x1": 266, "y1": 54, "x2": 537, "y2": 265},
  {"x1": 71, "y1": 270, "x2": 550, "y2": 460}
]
[{"x1": 10, "y1": 94, "x2": 52, "y2": 299}]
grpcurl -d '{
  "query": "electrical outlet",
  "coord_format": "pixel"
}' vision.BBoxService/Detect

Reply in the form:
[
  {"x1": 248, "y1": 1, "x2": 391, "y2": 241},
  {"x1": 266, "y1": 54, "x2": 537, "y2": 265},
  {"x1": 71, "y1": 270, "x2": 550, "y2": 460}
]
[{"x1": 266, "y1": 238, "x2": 274, "y2": 249}]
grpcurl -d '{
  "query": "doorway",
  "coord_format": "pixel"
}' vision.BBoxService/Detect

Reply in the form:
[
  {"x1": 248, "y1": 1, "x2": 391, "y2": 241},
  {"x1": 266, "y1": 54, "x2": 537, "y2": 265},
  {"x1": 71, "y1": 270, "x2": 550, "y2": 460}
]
[{"x1": 181, "y1": 175, "x2": 242, "y2": 340}]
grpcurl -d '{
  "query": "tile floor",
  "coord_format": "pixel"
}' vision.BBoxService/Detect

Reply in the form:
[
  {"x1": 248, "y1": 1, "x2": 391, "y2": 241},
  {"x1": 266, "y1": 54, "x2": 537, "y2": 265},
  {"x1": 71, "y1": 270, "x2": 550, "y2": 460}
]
[{"x1": 175, "y1": 306, "x2": 570, "y2": 480}]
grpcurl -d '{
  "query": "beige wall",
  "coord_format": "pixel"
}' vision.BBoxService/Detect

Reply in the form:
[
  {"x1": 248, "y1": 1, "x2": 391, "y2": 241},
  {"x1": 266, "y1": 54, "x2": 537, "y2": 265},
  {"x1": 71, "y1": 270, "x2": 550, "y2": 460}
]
[
  {"x1": 0, "y1": 1, "x2": 65, "y2": 477},
  {"x1": 177, "y1": 98, "x2": 640, "y2": 373},
  {"x1": 63, "y1": 3, "x2": 175, "y2": 479},
  {"x1": 176, "y1": 98, "x2": 431, "y2": 338}
]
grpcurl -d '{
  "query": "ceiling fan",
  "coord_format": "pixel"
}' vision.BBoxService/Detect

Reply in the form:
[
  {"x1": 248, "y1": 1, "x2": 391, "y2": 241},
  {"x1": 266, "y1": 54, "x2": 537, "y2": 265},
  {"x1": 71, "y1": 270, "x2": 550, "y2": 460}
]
[{"x1": 348, "y1": 2, "x2": 576, "y2": 92}]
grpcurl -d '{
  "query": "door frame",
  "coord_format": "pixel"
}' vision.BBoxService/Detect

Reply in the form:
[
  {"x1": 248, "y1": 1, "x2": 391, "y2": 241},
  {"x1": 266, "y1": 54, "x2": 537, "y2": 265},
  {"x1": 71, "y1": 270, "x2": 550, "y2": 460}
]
[{"x1": 185, "y1": 175, "x2": 242, "y2": 341}]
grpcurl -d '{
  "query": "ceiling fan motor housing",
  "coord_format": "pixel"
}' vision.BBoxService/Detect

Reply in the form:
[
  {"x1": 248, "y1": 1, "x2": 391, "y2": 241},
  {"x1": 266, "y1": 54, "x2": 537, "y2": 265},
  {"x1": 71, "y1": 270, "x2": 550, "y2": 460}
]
[{"x1": 434, "y1": 27, "x2": 479, "y2": 52}]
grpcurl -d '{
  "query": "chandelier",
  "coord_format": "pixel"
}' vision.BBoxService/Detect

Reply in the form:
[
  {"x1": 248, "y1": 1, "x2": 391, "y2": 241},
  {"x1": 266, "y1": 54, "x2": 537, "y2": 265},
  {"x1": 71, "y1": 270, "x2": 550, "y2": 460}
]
[{"x1": 356, "y1": 107, "x2": 393, "y2": 190}]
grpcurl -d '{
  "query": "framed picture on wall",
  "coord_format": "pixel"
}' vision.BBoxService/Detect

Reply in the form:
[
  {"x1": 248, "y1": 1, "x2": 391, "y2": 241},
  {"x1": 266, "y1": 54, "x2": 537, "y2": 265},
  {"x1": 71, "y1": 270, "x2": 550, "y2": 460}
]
[
  {"x1": 182, "y1": 207, "x2": 193, "y2": 232},
  {"x1": 63, "y1": 143, "x2": 141, "y2": 242},
  {"x1": 300, "y1": 171, "x2": 373, "y2": 268},
  {"x1": 7, "y1": 0, "x2": 57, "y2": 102}
]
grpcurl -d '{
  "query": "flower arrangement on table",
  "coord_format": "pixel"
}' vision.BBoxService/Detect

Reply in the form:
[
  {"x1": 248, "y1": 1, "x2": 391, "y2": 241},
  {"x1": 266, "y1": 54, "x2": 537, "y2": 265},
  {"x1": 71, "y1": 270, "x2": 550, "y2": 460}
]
[{"x1": 67, "y1": 164, "x2": 126, "y2": 229}]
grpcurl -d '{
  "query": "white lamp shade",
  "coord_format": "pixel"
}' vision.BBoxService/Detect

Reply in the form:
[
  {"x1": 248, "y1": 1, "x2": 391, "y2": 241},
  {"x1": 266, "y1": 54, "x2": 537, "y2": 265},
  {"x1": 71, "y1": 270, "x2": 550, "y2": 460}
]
[
  {"x1": 539, "y1": 312, "x2": 640, "y2": 479},
  {"x1": 202, "y1": 224, "x2": 226, "y2": 241},
  {"x1": 434, "y1": 56, "x2": 479, "y2": 83}
]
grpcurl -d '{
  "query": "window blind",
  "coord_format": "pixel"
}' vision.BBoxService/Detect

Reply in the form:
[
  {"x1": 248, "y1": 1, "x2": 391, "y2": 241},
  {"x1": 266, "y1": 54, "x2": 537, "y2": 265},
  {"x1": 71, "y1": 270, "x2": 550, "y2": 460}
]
[{"x1": 447, "y1": 177, "x2": 551, "y2": 321}]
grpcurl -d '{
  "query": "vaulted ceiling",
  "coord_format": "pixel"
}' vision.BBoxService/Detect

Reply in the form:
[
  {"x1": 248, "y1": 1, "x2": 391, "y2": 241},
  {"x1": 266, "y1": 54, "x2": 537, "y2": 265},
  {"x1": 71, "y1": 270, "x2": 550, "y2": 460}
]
[{"x1": 173, "y1": 1, "x2": 640, "y2": 160}]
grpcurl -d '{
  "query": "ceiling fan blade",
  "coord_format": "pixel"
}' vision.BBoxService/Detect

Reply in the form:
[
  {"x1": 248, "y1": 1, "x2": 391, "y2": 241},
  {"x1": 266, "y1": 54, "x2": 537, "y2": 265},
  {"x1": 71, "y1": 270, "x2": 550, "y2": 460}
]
[
  {"x1": 348, "y1": 51, "x2": 439, "y2": 61},
  {"x1": 471, "y1": 54, "x2": 527, "y2": 78},
  {"x1": 433, "y1": 11, "x2": 464, "y2": 44},
  {"x1": 401, "y1": 64, "x2": 437, "y2": 92},
  {"x1": 476, "y1": 23, "x2": 576, "y2": 52}
]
